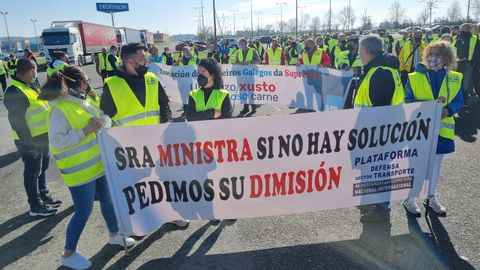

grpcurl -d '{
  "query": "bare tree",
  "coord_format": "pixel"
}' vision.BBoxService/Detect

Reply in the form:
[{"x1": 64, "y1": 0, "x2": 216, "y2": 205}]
[
  {"x1": 472, "y1": 0, "x2": 480, "y2": 21},
  {"x1": 447, "y1": 1, "x2": 463, "y2": 22},
  {"x1": 286, "y1": 19, "x2": 296, "y2": 33},
  {"x1": 360, "y1": 12, "x2": 372, "y2": 30},
  {"x1": 350, "y1": 13, "x2": 357, "y2": 30},
  {"x1": 337, "y1": 6, "x2": 350, "y2": 31},
  {"x1": 310, "y1": 16, "x2": 321, "y2": 34},
  {"x1": 419, "y1": 0, "x2": 442, "y2": 26},
  {"x1": 417, "y1": 7, "x2": 430, "y2": 25},
  {"x1": 302, "y1": 14, "x2": 311, "y2": 31},
  {"x1": 389, "y1": 1, "x2": 406, "y2": 28}
]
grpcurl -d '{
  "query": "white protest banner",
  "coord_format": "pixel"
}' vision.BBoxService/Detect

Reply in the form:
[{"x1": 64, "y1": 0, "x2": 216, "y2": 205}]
[
  {"x1": 148, "y1": 63, "x2": 353, "y2": 111},
  {"x1": 98, "y1": 101, "x2": 441, "y2": 236}
]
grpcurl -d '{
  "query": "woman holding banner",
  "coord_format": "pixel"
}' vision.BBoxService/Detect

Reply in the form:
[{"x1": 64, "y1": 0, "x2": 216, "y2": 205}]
[
  {"x1": 39, "y1": 66, "x2": 135, "y2": 270},
  {"x1": 184, "y1": 58, "x2": 233, "y2": 121},
  {"x1": 402, "y1": 41, "x2": 463, "y2": 216}
]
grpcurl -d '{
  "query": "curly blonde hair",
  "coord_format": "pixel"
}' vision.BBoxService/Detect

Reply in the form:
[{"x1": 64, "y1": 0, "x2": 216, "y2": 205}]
[{"x1": 422, "y1": 41, "x2": 457, "y2": 70}]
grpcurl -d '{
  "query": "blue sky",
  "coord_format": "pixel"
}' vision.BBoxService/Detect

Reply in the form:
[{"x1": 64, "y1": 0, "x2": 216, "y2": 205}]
[{"x1": 0, "y1": 0, "x2": 460, "y2": 37}]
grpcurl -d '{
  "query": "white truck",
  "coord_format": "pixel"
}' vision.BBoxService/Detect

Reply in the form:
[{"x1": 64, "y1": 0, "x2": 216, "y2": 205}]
[
  {"x1": 116, "y1": 27, "x2": 142, "y2": 46},
  {"x1": 41, "y1": 21, "x2": 117, "y2": 65}
]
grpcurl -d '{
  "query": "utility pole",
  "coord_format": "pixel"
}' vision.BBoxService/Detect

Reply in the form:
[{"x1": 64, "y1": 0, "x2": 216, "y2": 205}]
[
  {"x1": 229, "y1": 9, "x2": 238, "y2": 37},
  {"x1": 298, "y1": 5, "x2": 307, "y2": 32},
  {"x1": 295, "y1": 0, "x2": 298, "y2": 37},
  {"x1": 194, "y1": 0, "x2": 206, "y2": 40},
  {"x1": 255, "y1": 11, "x2": 262, "y2": 36},
  {"x1": 328, "y1": 0, "x2": 332, "y2": 33},
  {"x1": 250, "y1": 0, "x2": 254, "y2": 38},
  {"x1": 213, "y1": 0, "x2": 217, "y2": 49},
  {"x1": 467, "y1": 0, "x2": 471, "y2": 22},
  {"x1": 276, "y1": 2, "x2": 287, "y2": 36},
  {"x1": 31, "y1": 19, "x2": 39, "y2": 50},
  {"x1": 348, "y1": 0, "x2": 351, "y2": 31},
  {"x1": 0, "y1": 11, "x2": 11, "y2": 47}
]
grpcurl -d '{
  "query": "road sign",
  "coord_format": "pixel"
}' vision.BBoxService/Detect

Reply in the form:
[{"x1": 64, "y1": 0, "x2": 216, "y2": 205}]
[{"x1": 96, "y1": 2, "x2": 129, "y2": 13}]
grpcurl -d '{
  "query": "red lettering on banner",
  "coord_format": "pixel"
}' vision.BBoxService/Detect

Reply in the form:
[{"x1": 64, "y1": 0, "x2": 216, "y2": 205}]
[{"x1": 157, "y1": 138, "x2": 253, "y2": 167}]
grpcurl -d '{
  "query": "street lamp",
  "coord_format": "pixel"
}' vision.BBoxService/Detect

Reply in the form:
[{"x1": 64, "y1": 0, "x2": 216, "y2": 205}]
[
  {"x1": 276, "y1": 2, "x2": 287, "y2": 36},
  {"x1": 254, "y1": 11, "x2": 262, "y2": 37},
  {"x1": 229, "y1": 9, "x2": 238, "y2": 37},
  {"x1": 31, "y1": 19, "x2": 39, "y2": 51},
  {"x1": 0, "y1": 11, "x2": 11, "y2": 47}
]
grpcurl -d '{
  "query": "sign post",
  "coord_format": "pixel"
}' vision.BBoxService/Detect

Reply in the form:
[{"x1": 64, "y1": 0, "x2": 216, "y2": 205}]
[{"x1": 96, "y1": 2, "x2": 129, "y2": 27}]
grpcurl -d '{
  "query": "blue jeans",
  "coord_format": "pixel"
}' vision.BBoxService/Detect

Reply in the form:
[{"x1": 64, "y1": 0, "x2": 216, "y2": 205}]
[
  {"x1": 15, "y1": 140, "x2": 50, "y2": 208},
  {"x1": 65, "y1": 176, "x2": 119, "y2": 250}
]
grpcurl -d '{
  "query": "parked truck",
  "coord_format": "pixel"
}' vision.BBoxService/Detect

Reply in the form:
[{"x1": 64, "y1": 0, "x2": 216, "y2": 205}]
[
  {"x1": 116, "y1": 27, "x2": 142, "y2": 46},
  {"x1": 140, "y1": 30, "x2": 154, "y2": 45},
  {"x1": 41, "y1": 21, "x2": 117, "y2": 65}
]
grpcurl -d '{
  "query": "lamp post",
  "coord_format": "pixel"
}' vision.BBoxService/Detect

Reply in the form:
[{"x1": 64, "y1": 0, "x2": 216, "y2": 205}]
[
  {"x1": 276, "y1": 2, "x2": 287, "y2": 36},
  {"x1": 31, "y1": 19, "x2": 39, "y2": 50},
  {"x1": 229, "y1": 9, "x2": 238, "y2": 37},
  {"x1": 0, "y1": 11, "x2": 11, "y2": 47},
  {"x1": 254, "y1": 12, "x2": 262, "y2": 37}
]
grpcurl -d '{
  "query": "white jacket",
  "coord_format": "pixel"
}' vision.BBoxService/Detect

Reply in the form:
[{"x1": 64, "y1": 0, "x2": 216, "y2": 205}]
[{"x1": 48, "y1": 94, "x2": 112, "y2": 150}]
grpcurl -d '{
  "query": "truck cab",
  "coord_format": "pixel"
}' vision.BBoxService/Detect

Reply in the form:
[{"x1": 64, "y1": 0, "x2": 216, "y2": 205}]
[{"x1": 41, "y1": 23, "x2": 83, "y2": 65}]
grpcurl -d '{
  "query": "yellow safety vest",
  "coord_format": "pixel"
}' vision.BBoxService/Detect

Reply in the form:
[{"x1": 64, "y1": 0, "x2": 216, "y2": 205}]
[
  {"x1": 106, "y1": 52, "x2": 119, "y2": 71},
  {"x1": 335, "y1": 50, "x2": 363, "y2": 69},
  {"x1": 267, "y1": 47, "x2": 283, "y2": 65},
  {"x1": 6, "y1": 80, "x2": 50, "y2": 140},
  {"x1": 237, "y1": 48, "x2": 254, "y2": 63},
  {"x1": 179, "y1": 56, "x2": 197, "y2": 66},
  {"x1": 50, "y1": 100, "x2": 105, "y2": 187},
  {"x1": 286, "y1": 47, "x2": 298, "y2": 65},
  {"x1": 327, "y1": 39, "x2": 338, "y2": 53},
  {"x1": 0, "y1": 60, "x2": 6, "y2": 75},
  {"x1": 87, "y1": 89, "x2": 100, "y2": 109},
  {"x1": 453, "y1": 35, "x2": 478, "y2": 61},
  {"x1": 8, "y1": 59, "x2": 18, "y2": 76},
  {"x1": 400, "y1": 40, "x2": 427, "y2": 72},
  {"x1": 98, "y1": 53, "x2": 108, "y2": 71},
  {"x1": 106, "y1": 72, "x2": 160, "y2": 126},
  {"x1": 255, "y1": 44, "x2": 265, "y2": 59},
  {"x1": 229, "y1": 48, "x2": 239, "y2": 64},
  {"x1": 354, "y1": 66, "x2": 405, "y2": 108},
  {"x1": 302, "y1": 48, "x2": 323, "y2": 65},
  {"x1": 47, "y1": 62, "x2": 67, "y2": 77},
  {"x1": 408, "y1": 71, "x2": 462, "y2": 140},
  {"x1": 189, "y1": 88, "x2": 229, "y2": 112}
]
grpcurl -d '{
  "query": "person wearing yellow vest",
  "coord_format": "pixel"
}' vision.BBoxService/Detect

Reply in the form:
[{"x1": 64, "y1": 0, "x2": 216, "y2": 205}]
[
  {"x1": 178, "y1": 46, "x2": 198, "y2": 66},
  {"x1": 106, "y1": 45, "x2": 120, "y2": 77},
  {"x1": 254, "y1": 39, "x2": 265, "y2": 63},
  {"x1": 423, "y1": 29, "x2": 438, "y2": 44},
  {"x1": 7, "y1": 54, "x2": 18, "y2": 78},
  {"x1": 265, "y1": 39, "x2": 285, "y2": 65},
  {"x1": 285, "y1": 40, "x2": 299, "y2": 66},
  {"x1": 185, "y1": 58, "x2": 232, "y2": 121},
  {"x1": 330, "y1": 33, "x2": 348, "y2": 68},
  {"x1": 395, "y1": 31, "x2": 410, "y2": 56},
  {"x1": 399, "y1": 26, "x2": 427, "y2": 84},
  {"x1": 315, "y1": 37, "x2": 329, "y2": 52},
  {"x1": 4, "y1": 58, "x2": 61, "y2": 217},
  {"x1": 403, "y1": 41, "x2": 463, "y2": 216},
  {"x1": 38, "y1": 66, "x2": 135, "y2": 270},
  {"x1": 337, "y1": 36, "x2": 364, "y2": 109},
  {"x1": 298, "y1": 38, "x2": 331, "y2": 67},
  {"x1": 453, "y1": 23, "x2": 480, "y2": 105},
  {"x1": 47, "y1": 51, "x2": 69, "y2": 77},
  {"x1": 96, "y1": 47, "x2": 108, "y2": 81},
  {"x1": 355, "y1": 35, "x2": 405, "y2": 222},
  {"x1": 236, "y1": 38, "x2": 261, "y2": 65},
  {"x1": 0, "y1": 58, "x2": 8, "y2": 98},
  {"x1": 228, "y1": 44, "x2": 239, "y2": 64}
]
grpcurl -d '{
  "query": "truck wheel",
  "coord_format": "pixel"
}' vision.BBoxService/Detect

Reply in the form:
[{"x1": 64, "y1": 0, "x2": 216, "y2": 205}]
[{"x1": 78, "y1": 56, "x2": 83, "y2": 66}]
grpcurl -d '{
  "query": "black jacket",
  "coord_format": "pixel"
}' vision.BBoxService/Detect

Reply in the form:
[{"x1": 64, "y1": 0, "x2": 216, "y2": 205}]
[
  {"x1": 361, "y1": 54, "x2": 400, "y2": 107},
  {"x1": 100, "y1": 69, "x2": 172, "y2": 123},
  {"x1": 185, "y1": 87, "x2": 232, "y2": 122},
  {"x1": 455, "y1": 32, "x2": 480, "y2": 68}
]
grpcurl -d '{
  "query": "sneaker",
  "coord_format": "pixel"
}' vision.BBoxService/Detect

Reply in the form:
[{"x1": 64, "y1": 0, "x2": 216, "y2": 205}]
[
  {"x1": 168, "y1": 220, "x2": 190, "y2": 228},
  {"x1": 239, "y1": 109, "x2": 249, "y2": 115},
  {"x1": 424, "y1": 196, "x2": 446, "y2": 214},
  {"x1": 29, "y1": 203, "x2": 57, "y2": 217},
  {"x1": 403, "y1": 198, "x2": 421, "y2": 215},
  {"x1": 61, "y1": 251, "x2": 92, "y2": 270},
  {"x1": 108, "y1": 234, "x2": 135, "y2": 247},
  {"x1": 41, "y1": 194, "x2": 62, "y2": 208}
]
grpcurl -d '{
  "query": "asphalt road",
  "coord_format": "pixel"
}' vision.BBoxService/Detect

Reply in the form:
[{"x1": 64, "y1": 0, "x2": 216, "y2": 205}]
[{"x1": 0, "y1": 64, "x2": 479, "y2": 270}]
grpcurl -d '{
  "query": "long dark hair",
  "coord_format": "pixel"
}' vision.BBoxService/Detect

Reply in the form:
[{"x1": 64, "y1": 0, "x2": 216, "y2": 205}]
[
  {"x1": 39, "y1": 66, "x2": 96, "y2": 101},
  {"x1": 198, "y1": 58, "x2": 223, "y2": 89}
]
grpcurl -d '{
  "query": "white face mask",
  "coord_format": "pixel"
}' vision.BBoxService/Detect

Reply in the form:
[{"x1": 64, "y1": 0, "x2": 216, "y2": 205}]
[{"x1": 427, "y1": 54, "x2": 442, "y2": 70}]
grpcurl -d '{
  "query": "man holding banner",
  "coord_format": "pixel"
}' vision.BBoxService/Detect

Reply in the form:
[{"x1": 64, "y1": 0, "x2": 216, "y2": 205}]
[{"x1": 355, "y1": 34, "x2": 405, "y2": 221}]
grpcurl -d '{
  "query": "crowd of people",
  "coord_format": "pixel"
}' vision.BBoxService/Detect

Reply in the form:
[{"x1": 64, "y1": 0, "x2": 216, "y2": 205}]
[{"x1": 1, "y1": 21, "x2": 479, "y2": 269}]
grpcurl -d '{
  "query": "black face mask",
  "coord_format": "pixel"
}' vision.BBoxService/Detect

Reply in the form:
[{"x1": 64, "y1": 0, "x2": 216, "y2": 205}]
[
  {"x1": 197, "y1": 74, "x2": 209, "y2": 87},
  {"x1": 460, "y1": 31, "x2": 471, "y2": 37},
  {"x1": 135, "y1": 62, "x2": 148, "y2": 76},
  {"x1": 347, "y1": 45, "x2": 355, "y2": 51},
  {"x1": 340, "y1": 40, "x2": 347, "y2": 46},
  {"x1": 414, "y1": 36, "x2": 422, "y2": 43}
]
